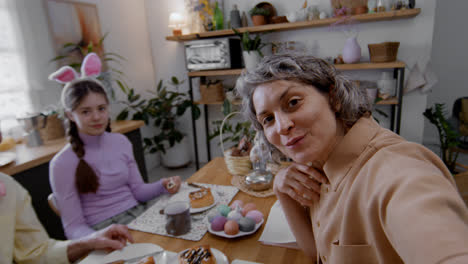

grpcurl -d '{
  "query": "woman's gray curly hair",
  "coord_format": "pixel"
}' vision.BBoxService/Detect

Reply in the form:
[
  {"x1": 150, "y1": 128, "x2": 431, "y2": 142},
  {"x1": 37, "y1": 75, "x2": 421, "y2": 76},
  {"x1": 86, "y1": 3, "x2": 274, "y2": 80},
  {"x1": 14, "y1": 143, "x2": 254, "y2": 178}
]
[{"x1": 235, "y1": 54, "x2": 372, "y2": 153}]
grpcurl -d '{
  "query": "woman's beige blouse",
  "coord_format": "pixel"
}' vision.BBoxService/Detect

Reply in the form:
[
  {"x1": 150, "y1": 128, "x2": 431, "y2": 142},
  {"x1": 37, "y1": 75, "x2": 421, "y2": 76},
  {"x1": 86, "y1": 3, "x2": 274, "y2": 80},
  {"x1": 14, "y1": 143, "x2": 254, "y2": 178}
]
[{"x1": 311, "y1": 117, "x2": 468, "y2": 263}]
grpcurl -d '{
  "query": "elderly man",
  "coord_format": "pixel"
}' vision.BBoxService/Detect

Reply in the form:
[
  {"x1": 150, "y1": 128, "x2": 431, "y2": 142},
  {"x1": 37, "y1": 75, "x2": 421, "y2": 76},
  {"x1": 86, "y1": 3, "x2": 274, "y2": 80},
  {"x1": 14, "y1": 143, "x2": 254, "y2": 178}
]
[{"x1": 0, "y1": 170, "x2": 134, "y2": 264}]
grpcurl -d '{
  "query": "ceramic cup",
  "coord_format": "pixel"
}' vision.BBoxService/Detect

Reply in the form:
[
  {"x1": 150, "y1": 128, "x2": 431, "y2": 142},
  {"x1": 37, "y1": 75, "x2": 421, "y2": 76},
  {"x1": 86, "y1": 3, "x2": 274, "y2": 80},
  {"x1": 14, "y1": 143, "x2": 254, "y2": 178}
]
[{"x1": 164, "y1": 201, "x2": 191, "y2": 236}]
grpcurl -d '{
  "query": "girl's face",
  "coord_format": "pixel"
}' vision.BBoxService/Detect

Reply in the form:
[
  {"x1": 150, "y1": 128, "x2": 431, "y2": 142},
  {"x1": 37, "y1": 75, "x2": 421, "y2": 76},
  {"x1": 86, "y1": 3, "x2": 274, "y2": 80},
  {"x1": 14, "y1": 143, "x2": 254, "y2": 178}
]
[
  {"x1": 66, "y1": 92, "x2": 109, "y2": 136},
  {"x1": 253, "y1": 80, "x2": 344, "y2": 166}
]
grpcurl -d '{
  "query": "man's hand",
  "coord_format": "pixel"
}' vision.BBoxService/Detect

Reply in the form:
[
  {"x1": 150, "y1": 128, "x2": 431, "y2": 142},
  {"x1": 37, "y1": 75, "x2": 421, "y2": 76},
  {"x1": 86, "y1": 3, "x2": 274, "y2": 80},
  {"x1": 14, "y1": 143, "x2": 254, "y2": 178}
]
[{"x1": 67, "y1": 224, "x2": 134, "y2": 262}]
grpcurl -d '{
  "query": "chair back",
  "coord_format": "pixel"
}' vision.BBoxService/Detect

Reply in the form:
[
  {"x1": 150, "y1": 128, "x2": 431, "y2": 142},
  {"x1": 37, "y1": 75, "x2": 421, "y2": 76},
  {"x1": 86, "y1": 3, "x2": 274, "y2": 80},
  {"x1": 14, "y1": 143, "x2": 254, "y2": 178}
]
[{"x1": 47, "y1": 193, "x2": 60, "y2": 216}]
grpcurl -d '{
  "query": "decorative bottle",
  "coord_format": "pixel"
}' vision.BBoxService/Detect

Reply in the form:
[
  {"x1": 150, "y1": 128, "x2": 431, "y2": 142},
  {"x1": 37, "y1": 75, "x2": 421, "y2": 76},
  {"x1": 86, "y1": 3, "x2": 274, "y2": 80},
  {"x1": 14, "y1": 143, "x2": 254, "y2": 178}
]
[
  {"x1": 213, "y1": 1, "x2": 224, "y2": 30},
  {"x1": 230, "y1": 4, "x2": 241, "y2": 28}
]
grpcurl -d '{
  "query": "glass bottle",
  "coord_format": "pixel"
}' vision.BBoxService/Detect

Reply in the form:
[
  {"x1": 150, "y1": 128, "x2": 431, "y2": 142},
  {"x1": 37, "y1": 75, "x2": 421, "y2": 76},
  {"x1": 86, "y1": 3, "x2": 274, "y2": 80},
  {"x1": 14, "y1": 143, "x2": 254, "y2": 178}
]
[{"x1": 213, "y1": 1, "x2": 224, "y2": 30}]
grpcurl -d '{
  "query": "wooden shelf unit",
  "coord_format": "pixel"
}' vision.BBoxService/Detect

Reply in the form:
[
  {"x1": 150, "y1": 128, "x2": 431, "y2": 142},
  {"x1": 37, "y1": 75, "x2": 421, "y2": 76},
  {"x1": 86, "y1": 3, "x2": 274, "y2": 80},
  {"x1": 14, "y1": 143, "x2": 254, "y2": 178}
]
[
  {"x1": 196, "y1": 97, "x2": 398, "y2": 106},
  {"x1": 187, "y1": 61, "x2": 406, "y2": 77},
  {"x1": 167, "y1": 9, "x2": 420, "y2": 41}
]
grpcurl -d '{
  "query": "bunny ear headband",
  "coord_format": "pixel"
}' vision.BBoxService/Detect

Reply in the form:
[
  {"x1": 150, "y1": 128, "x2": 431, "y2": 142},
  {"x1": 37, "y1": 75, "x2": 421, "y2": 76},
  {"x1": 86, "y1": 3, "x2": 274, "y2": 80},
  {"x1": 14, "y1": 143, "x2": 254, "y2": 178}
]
[{"x1": 48, "y1": 52, "x2": 102, "y2": 84}]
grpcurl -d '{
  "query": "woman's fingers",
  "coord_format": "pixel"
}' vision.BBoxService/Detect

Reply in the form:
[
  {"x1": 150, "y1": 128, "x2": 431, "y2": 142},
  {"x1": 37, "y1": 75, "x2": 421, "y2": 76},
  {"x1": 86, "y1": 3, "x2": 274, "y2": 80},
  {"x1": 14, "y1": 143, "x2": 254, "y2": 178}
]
[
  {"x1": 274, "y1": 163, "x2": 327, "y2": 206},
  {"x1": 294, "y1": 164, "x2": 329, "y2": 185}
]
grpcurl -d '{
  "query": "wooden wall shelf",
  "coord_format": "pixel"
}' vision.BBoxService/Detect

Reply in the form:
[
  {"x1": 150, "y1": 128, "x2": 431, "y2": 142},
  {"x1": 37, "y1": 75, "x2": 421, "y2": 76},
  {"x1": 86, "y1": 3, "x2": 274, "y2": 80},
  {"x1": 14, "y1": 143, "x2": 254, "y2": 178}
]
[
  {"x1": 187, "y1": 61, "x2": 405, "y2": 77},
  {"x1": 167, "y1": 9, "x2": 420, "y2": 41}
]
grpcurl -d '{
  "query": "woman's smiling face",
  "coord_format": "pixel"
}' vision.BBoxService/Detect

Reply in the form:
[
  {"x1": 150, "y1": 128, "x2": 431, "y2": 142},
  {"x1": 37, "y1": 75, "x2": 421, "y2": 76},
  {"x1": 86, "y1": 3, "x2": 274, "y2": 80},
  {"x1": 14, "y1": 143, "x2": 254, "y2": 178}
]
[{"x1": 253, "y1": 80, "x2": 344, "y2": 165}]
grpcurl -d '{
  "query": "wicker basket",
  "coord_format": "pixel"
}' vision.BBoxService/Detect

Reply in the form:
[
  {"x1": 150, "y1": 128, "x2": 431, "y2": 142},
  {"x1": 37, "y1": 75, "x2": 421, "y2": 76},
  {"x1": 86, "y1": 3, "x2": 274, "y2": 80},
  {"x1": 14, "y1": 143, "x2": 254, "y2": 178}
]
[
  {"x1": 39, "y1": 114, "x2": 65, "y2": 141},
  {"x1": 221, "y1": 112, "x2": 252, "y2": 176},
  {"x1": 368, "y1": 42, "x2": 400, "y2": 63},
  {"x1": 200, "y1": 81, "x2": 225, "y2": 103}
]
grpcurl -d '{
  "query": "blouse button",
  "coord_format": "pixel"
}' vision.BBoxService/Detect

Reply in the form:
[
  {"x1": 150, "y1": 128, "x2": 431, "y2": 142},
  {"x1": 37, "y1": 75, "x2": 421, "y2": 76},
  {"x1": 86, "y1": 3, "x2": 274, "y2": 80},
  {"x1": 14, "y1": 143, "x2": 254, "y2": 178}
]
[{"x1": 317, "y1": 221, "x2": 320, "y2": 228}]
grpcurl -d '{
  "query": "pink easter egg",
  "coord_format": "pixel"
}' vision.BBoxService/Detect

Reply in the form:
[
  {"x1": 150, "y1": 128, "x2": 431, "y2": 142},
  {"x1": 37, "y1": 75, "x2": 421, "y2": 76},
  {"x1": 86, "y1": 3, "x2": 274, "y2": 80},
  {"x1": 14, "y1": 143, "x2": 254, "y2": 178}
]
[
  {"x1": 242, "y1": 203, "x2": 257, "y2": 216},
  {"x1": 211, "y1": 215, "x2": 227, "y2": 231},
  {"x1": 224, "y1": 220, "x2": 239, "y2": 235},
  {"x1": 246, "y1": 210, "x2": 264, "y2": 224},
  {"x1": 230, "y1": 199, "x2": 244, "y2": 209}
]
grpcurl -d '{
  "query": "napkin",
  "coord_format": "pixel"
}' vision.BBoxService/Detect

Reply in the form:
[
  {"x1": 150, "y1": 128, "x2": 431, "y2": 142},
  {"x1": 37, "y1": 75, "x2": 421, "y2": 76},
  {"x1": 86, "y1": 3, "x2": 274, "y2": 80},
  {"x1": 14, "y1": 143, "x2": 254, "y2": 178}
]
[{"x1": 259, "y1": 200, "x2": 299, "y2": 249}]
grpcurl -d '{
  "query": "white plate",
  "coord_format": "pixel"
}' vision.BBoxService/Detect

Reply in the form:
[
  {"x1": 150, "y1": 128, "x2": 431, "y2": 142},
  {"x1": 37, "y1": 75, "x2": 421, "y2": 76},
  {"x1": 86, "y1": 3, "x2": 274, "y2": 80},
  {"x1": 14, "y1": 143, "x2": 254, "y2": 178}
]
[
  {"x1": 208, "y1": 219, "x2": 264, "y2": 239},
  {"x1": 0, "y1": 152, "x2": 15, "y2": 167},
  {"x1": 189, "y1": 191, "x2": 218, "y2": 214},
  {"x1": 175, "y1": 247, "x2": 228, "y2": 264},
  {"x1": 78, "y1": 243, "x2": 164, "y2": 264}
]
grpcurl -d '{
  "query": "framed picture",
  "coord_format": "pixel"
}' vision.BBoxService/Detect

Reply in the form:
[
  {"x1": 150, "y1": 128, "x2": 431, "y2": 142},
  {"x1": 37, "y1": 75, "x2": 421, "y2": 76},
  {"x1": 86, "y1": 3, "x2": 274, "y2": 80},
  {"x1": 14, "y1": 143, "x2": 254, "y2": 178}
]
[{"x1": 45, "y1": 0, "x2": 104, "y2": 66}]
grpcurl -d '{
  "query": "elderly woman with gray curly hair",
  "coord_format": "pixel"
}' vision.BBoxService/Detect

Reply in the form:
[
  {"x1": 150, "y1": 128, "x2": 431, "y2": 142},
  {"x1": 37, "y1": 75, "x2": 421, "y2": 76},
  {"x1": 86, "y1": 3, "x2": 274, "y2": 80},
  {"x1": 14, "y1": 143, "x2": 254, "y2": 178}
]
[{"x1": 236, "y1": 54, "x2": 468, "y2": 263}]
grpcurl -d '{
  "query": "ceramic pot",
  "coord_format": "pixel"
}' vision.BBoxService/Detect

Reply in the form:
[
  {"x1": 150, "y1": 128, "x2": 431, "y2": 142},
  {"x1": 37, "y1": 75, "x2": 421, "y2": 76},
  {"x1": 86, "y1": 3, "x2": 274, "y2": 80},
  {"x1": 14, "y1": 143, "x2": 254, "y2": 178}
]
[
  {"x1": 251, "y1": 15, "x2": 267, "y2": 26},
  {"x1": 342, "y1": 37, "x2": 361, "y2": 64},
  {"x1": 161, "y1": 137, "x2": 191, "y2": 168},
  {"x1": 243, "y1": 51, "x2": 262, "y2": 71},
  {"x1": 354, "y1": 6, "x2": 369, "y2": 14}
]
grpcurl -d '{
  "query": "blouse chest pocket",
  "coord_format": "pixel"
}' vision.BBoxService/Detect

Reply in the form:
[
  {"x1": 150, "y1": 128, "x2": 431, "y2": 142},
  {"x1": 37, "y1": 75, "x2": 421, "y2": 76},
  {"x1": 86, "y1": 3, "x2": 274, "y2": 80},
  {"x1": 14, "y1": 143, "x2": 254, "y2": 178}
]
[{"x1": 329, "y1": 242, "x2": 378, "y2": 264}]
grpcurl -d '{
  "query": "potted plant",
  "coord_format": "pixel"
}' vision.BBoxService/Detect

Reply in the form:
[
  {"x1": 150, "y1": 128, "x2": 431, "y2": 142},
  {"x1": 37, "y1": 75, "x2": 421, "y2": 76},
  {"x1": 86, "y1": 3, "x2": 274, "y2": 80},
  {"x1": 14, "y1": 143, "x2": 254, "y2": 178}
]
[
  {"x1": 249, "y1": 6, "x2": 270, "y2": 26},
  {"x1": 233, "y1": 29, "x2": 268, "y2": 71},
  {"x1": 117, "y1": 76, "x2": 201, "y2": 168},
  {"x1": 423, "y1": 103, "x2": 460, "y2": 173}
]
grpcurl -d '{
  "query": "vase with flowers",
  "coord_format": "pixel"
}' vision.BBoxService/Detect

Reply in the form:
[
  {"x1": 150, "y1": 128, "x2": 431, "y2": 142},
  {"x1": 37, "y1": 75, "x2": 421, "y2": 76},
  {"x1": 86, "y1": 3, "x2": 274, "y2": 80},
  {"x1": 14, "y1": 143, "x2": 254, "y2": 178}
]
[{"x1": 330, "y1": 17, "x2": 361, "y2": 64}]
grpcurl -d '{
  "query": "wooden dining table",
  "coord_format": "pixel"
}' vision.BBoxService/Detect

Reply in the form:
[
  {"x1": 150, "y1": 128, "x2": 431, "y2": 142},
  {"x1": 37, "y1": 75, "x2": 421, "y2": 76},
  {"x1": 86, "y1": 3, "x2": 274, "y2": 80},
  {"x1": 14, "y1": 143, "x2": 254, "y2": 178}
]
[{"x1": 129, "y1": 157, "x2": 313, "y2": 264}]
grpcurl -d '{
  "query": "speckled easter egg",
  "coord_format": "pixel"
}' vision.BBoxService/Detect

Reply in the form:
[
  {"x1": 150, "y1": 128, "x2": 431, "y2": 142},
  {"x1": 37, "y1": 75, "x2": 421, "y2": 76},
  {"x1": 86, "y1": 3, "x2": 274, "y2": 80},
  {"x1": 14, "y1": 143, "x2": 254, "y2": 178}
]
[
  {"x1": 230, "y1": 200, "x2": 244, "y2": 209},
  {"x1": 211, "y1": 215, "x2": 227, "y2": 231},
  {"x1": 227, "y1": 209, "x2": 242, "y2": 222},
  {"x1": 224, "y1": 220, "x2": 239, "y2": 235},
  {"x1": 238, "y1": 217, "x2": 256, "y2": 232},
  {"x1": 207, "y1": 210, "x2": 221, "y2": 223},
  {"x1": 246, "y1": 210, "x2": 264, "y2": 224},
  {"x1": 217, "y1": 204, "x2": 231, "y2": 217},
  {"x1": 241, "y1": 203, "x2": 257, "y2": 216}
]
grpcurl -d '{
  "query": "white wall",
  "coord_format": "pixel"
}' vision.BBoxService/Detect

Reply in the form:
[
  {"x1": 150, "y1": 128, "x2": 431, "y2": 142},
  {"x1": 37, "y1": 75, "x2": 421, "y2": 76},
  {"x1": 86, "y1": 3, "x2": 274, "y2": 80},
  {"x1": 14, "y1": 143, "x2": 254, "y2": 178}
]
[
  {"x1": 144, "y1": 0, "x2": 437, "y2": 162},
  {"x1": 424, "y1": 0, "x2": 468, "y2": 145}
]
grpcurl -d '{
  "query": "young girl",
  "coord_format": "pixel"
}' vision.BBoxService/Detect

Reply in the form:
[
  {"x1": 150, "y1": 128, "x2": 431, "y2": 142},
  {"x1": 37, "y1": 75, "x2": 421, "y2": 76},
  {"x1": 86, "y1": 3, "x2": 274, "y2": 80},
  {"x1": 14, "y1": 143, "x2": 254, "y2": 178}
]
[{"x1": 49, "y1": 53, "x2": 181, "y2": 239}]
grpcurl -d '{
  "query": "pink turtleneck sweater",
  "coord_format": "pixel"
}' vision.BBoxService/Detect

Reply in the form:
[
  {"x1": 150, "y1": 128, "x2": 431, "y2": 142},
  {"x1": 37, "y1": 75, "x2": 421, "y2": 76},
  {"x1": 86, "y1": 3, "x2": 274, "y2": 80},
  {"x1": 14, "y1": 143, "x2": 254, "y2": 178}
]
[{"x1": 50, "y1": 132, "x2": 167, "y2": 239}]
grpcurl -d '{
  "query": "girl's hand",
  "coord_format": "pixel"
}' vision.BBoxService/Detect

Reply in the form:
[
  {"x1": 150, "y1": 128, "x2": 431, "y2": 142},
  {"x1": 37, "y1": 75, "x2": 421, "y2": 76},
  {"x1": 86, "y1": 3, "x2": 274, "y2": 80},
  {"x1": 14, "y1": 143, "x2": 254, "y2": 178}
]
[
  {"x1": 273, "y1": 163, "x2": 328, "y2": 207},
  {"x1": 163, "y1": 176, "x2": 182, "y2": 194}
]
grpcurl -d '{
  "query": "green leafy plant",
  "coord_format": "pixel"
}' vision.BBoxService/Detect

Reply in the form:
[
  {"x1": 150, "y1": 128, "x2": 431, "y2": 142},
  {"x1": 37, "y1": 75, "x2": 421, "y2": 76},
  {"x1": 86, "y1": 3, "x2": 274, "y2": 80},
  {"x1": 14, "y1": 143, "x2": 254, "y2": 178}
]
[
  {"x1": 423, "y1": 103, "x2": 460, "y2": 172},
  {"x1": 248, "y1": 7, "x2": 270, "y2": 16},
  {"x1": 50, "y1": 33, "x2": 125, "y2": 99},
  {"x1": 208, "y1": 99, "x2": 255, "y2": 152},
  {"x1": 117, "y1": 76, "x2": 201, "y2": 154},
  {"x1": 232, "y1": 29, "x2": 268, "y2": 57}
]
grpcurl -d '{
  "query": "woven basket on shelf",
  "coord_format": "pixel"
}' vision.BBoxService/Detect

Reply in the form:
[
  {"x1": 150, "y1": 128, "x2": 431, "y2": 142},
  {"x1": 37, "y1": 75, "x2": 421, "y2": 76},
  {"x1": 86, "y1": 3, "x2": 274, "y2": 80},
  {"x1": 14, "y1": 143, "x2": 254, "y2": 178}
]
[
  {"x1": 368, "y1": 42, "x2": 400, "y2": 63},
  {"x1": 200, "y1": 81, "x2": 225, "y2": 103},
  {"x1": 39, "y1": 114, "x2": 65, "y2": 141},
  {"x1": 221, "y1": 112, "x2": 252, "y2": 176}
]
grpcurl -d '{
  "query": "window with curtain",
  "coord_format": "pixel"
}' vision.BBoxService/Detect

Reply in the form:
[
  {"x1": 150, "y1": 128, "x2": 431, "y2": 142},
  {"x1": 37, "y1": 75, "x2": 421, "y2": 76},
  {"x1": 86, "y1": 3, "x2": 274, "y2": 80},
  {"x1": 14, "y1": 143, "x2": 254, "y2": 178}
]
[{"x1": 0, "y1": 1, "x2": 33, "y2": 132}]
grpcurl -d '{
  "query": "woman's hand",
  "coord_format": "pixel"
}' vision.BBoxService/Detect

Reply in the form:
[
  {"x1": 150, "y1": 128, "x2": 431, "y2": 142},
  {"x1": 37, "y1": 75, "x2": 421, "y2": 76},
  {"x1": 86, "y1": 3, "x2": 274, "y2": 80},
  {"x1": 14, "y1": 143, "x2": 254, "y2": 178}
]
[
  {"x1": 273, "y1": 163, "x2": 328, "y2": 207},
  {"x1": 163, "y1": 176, "x2": 182, "y2": 194},
  {"x1": 67, "y1": 224, "x2": 134, "y2": 262}
]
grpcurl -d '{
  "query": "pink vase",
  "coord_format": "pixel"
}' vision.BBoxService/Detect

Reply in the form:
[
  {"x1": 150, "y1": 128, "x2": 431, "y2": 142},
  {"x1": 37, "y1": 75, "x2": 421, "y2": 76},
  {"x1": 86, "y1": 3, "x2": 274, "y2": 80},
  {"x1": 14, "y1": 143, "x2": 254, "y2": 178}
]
[{"x1": 342, "y1": 37, "x2": 361, "y2": 64}]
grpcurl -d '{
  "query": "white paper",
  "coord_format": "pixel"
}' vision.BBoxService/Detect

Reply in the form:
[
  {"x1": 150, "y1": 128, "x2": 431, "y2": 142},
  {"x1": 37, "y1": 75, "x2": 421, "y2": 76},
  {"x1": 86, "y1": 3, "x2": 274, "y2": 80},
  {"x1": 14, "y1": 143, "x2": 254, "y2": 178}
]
[
  {"x1": 259, "y1": 200, "x2": 298, "y2": 249},
  {"x1": 78, "y1": 243, "x2": 163, "y2": 264}
]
